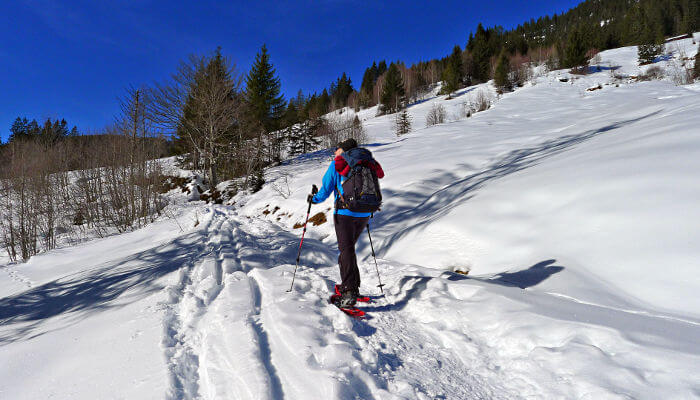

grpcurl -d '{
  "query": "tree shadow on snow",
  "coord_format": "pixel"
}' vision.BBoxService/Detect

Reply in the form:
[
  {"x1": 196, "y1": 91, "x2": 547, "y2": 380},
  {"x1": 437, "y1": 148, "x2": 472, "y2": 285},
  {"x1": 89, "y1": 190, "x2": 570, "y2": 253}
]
[
  {"x1": 366, "y1": 260, "x2": 563, "y2": 314},
  {"x1": 446, "y1": 259, "x2": 564, "y2": 289},
  {"x1": 360, "y1": 110, "x2": 662, "y2": 259},
  {"x1": 0, "y1": 215, "x2": 336, "y2": 346},
  {"x1": 0, "y1": 230, "x2": 209, "y2": 345}
]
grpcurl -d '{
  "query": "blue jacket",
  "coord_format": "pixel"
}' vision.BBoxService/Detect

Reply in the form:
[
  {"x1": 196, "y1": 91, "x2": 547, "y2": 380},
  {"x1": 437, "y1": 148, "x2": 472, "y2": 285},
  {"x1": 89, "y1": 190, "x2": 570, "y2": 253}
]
[{"x1": 311, "y1": 160, "x2": 371, "y2": 218}]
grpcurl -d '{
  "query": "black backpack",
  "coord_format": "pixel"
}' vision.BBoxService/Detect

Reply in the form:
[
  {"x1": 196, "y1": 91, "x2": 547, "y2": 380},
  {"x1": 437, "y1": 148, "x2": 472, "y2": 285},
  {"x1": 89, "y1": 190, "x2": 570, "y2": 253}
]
[{"x1": 337, "y1": 148, "x2": 382, "y2": 213}]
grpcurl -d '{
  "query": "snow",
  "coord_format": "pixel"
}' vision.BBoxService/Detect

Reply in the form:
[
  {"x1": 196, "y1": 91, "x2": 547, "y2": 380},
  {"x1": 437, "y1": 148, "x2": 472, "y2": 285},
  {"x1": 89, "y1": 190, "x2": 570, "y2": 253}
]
[{"x1": 2, "y1": 35, "x2": 700, "y2": 399}]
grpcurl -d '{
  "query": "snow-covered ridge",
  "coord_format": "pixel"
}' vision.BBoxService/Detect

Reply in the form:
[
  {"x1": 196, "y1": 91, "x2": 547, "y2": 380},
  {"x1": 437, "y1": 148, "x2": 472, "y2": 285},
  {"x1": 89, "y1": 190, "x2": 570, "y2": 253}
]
[{"x1": 1, "y1": 36, "x2": 699, "y2": 399}]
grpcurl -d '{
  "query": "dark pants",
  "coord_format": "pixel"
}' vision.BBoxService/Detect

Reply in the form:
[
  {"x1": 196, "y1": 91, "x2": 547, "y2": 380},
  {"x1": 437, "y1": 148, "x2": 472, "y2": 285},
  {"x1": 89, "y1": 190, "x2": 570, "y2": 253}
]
[{"x1": 334, "y1": 214, "x2": 369, "y2": 292}]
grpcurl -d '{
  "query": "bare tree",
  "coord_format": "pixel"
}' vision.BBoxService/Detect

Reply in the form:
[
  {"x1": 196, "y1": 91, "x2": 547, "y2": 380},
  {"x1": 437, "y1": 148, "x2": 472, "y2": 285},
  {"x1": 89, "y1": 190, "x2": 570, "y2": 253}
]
[{"x1": 426, "y1": 103, "x2": 446, "y2": 126}]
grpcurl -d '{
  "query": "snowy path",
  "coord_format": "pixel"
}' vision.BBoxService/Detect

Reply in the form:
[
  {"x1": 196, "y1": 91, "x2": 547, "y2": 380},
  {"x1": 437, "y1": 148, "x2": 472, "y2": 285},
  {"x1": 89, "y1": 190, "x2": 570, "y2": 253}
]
[
  {"x1": 157, "y1": 208, "x2": 503, "y2": 399},
  {"x1": 158, "y1": 206, "x2": 699, "y2": 399}
]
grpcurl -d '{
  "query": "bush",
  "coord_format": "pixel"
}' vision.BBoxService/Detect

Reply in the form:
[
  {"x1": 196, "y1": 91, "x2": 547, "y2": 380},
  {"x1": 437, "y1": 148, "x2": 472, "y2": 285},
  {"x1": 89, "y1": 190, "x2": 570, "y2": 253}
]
[
  {"x1": 694, "y1": 48, "x2": 700, "y2": 80},
  {"x1": 461, "y1": 89, "x2": 493, "y2": 118},
  {"x1": 638, "y1": 66, "x2": 664, "y2": 81},
  {"x1": 473, "y1": 89, "x2": 493, "y2": 112},
  {"x1": 425, "y1": 103, "x2": 446, "y2": 127}
]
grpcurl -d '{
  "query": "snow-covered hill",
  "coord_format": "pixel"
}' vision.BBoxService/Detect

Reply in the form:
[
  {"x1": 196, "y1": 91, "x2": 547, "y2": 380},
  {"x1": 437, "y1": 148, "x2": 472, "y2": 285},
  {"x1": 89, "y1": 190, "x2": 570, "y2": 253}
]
[{"x1": 1, "y1": 36, "x2": 699, "y2": 399}]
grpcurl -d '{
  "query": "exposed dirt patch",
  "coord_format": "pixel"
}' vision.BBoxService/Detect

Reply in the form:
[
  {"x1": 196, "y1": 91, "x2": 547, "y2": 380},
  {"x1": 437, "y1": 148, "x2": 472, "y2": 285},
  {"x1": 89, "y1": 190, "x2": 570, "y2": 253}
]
[
  {"x1": 200, "y1": 189, "x2": 223, "y2": 204},
  {"x1": 160, "y1": 175, "x2": 193, "y2": 194},
  {"x1": 309, "y1": 212, "x2": 327, "y2": 226}
]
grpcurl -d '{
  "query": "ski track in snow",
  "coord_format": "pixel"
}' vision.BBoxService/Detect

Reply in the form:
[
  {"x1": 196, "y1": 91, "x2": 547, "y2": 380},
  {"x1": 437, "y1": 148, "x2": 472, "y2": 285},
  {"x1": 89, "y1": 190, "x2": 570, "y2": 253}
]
[
  {"x1": 155, "y1": 202, "x2": 700, "y2": 399},
  {"x1": 158, "y1": 206, "x2": 543, "y2": 399}
]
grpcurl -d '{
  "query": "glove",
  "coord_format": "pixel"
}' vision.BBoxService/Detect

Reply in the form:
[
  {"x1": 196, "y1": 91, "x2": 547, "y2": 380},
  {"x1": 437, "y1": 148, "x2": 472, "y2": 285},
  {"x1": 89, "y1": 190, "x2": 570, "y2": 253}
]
[{"x1": 307, "y1": 194, "x2": 315, "y2": 204}]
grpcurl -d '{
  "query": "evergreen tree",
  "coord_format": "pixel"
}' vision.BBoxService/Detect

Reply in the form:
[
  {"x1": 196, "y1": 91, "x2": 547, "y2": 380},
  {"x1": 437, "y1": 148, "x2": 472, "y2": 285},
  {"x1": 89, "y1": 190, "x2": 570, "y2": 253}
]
[
  {"x1": 283, "y1": 101, "x2": 299, "y2": 128},
  {"x1": 441, "y1": 45, "x2": 464, "y2": 96},
  {"x1": 494, "y1": 51, "x2": 512, "y2": 92},
  {"x1": 8, "y1": 116, "x2": 73, "y2": 144},
  {"x1": 9, "y1": 117, "x2": 30, "y2": 142},
  {"x1": 331, "y1": 72, "x2": 353, "y2": 108},
  {"x1": 360, "y1": 65, "x2": 375, "y2": 93},
  {"x1": 380, "y1": 63, "x2": 405, "y2": 114},
  {"x1": 39, "y1": 118, "x2": 70, "y2": 145},
  {"x1": 377, "y1": 60, "x2": 388, "y2": 76},
  {"x1": 245, "y1": 44, "x2": 285, "y2": 133},
  {"x1": 318, "y1": 89, "x2": 330, "y2": 115},
  {"x1": 564, "y1": 27, "x2": 589, "y2": 71},
  {"x1": 393, "y1": 108, "x2": 412, "y2": 136},
  {"x1": 637, "y1": 4, "x2": 665, "y2": 65},
  {"x1": 288, "y1": 119, "x2": 321, "y2": 155},
  {"x1": 359, "y1": 64, "x2": 377, "y2": 107},
  {"x1": 470, "y1": 24, "x2": 494, "y2": 83},
  {"x1": 441, "y1": 62, "x2": 460, "y2": 97}
]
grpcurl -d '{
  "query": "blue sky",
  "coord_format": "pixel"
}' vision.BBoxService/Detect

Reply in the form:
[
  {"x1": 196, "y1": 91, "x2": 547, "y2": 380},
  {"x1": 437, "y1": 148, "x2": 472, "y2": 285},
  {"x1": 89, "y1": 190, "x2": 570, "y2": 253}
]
[{"x1": 0, "y1": 0, "x2": 583, "y2": 141}]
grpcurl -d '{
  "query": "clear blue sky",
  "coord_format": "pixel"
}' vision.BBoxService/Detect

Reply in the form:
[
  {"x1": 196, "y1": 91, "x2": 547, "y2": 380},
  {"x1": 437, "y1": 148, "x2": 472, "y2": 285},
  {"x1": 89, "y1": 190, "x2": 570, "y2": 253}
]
[{"x1": 0, "y1": 0, "x2": 583, "y2": 141}]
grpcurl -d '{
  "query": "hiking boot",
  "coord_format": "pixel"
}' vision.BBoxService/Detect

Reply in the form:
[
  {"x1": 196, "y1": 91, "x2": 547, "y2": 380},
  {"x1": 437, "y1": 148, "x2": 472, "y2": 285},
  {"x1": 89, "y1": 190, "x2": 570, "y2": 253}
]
[{"x1": 338, "y1": 289, "x2": 359, "y2": 308}]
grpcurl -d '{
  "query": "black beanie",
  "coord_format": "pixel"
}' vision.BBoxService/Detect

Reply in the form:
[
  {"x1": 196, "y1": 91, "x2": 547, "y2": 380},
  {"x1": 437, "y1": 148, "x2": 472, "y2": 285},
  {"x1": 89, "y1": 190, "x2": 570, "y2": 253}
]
[{"x1": 337, "y1": 138, "x2": 358, "y2": 151}]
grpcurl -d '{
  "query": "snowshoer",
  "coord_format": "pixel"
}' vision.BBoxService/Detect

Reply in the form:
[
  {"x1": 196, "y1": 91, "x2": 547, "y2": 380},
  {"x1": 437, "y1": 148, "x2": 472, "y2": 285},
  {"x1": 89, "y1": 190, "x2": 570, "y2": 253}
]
[{"x1": 309, "y1": 138, "x2": 384, "y2": 308}]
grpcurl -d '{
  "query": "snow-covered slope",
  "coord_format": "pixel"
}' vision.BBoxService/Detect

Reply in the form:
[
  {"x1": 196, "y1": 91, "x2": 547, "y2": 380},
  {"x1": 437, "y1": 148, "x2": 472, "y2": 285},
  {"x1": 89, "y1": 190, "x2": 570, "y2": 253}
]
[{"x1": 1, "y1": 36, "x2": 699, "y2": 399}]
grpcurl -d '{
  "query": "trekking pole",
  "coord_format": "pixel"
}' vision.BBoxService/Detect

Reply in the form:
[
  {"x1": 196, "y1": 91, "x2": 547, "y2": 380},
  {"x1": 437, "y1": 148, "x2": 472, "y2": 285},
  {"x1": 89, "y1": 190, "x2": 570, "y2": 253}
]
[
  {"x1": 287, "y1": 184, "x2": 318, "y2": 292},
  {"x1": 366, "y1": 219, "x2": 385, "y2": 294}
]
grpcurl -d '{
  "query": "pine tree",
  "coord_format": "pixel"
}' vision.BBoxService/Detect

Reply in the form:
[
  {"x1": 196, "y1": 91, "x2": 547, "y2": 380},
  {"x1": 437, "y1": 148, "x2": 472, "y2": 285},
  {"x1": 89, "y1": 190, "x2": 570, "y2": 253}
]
[
  {"x1": 471, "y1": 23, "x2": 493, "y2": 83},
  {"x1": 377, "y1": 60, "x2": 388, "y2": 76},
  {"x1": 564, "y1": 27, "x2": 589, "y2": 71},
  {"x1": 318, "y1": 89, "x2": 330, "y2": 116},
  {"x1": 441, "y1": 45, "x2": 464, "y2": 96},
  {"x1": 637, "y1": 5, "x2": 665, "y2": 65},
  {"x1": 245, "y1": 44, "x2": 285, "y2": 133},
  {"x1": 350, "y1": 115, "x2": 364, "y2": 143},
  {"x1": 393, "y1": 108, "x2": 412, "y2": 136},
  {"x1": 380, "y1": 63, "x2": 405, "y2": 114},
  {"x1": 331, "y1": 72, "x2": 353, "y2": 108},
  {"x1": 9, "y1": 117, "x2": 30, "y2": 142},
  {"x1": 441, "y1": 62, "x2": 460, "y2": 97},
  {"x1": 494, "y1": 52, "x2": 512, "y2": 92}
]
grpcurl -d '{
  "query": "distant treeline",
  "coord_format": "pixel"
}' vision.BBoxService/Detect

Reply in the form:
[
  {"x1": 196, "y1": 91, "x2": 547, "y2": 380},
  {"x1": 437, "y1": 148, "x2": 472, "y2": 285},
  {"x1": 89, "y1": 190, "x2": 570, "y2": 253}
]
[{"x1": 294, "y1": 0, "x2": 699, "y2": 112}]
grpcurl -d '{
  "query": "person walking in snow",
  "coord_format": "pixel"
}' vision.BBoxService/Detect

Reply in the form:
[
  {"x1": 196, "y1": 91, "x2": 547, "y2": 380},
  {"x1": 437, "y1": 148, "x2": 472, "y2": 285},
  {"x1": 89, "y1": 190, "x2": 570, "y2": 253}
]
[{"x1": 309, "y1": 138, "x2": 384, "y2": 308}]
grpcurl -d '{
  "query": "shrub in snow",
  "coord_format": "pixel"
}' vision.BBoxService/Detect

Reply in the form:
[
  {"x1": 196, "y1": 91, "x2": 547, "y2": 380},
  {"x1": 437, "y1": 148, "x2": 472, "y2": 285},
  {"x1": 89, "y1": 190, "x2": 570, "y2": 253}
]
[
  {"x1": 694, "y1": 48, "x2": 700, "y2": 80},
  {"x1": 473, "y1": 89, "x2": 493, "y2": 112},
  {"x1": 426, "y1": 103, "x2": 446, "y2": 127},
  {"x1": 461, "y1": 89, "x2": 493, "y2": 118},
  {"x1": 638, "y1": 66, "x2": 664, "y2": 81},
  {"x1": 510, "y1": 54, "x2": 533, "y2": 87}
]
